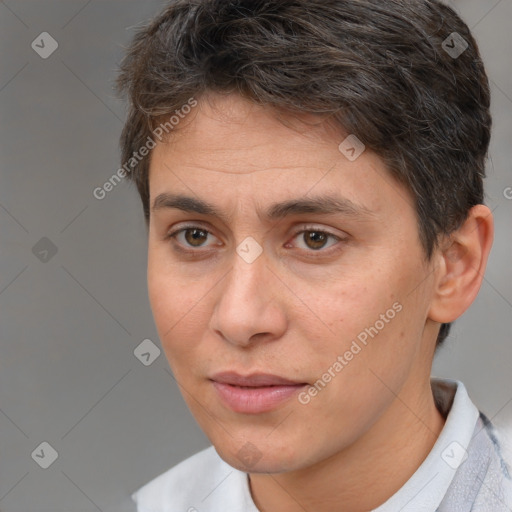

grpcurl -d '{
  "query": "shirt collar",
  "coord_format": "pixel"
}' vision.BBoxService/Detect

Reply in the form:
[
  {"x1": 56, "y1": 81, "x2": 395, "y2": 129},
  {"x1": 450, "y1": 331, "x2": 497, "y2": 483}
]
[{"x1": 372, "y1": 378, "x2": 480, "y2": 512}]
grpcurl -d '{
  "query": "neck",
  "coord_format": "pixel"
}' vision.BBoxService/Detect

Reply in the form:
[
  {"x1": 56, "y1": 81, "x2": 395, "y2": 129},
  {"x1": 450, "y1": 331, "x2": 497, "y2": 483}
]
[{"x1": 248, "y1": 376, "x2": 446, "y2": 512}]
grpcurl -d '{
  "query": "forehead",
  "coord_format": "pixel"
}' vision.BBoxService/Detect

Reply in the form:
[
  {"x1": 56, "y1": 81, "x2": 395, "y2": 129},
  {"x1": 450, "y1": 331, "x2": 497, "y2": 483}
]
[
  {"x1": 151, "y1": 92, "x2": 353, "y2": 172},
  {"x1": 148, "y1": 93, "x2": 415, "y2": 219}
]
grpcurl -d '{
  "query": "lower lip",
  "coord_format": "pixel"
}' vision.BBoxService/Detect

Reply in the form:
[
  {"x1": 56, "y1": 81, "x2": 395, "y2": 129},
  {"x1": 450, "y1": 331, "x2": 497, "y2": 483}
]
[{"x1": 212, "y1": 381, "x2": 306, "y2": 414}]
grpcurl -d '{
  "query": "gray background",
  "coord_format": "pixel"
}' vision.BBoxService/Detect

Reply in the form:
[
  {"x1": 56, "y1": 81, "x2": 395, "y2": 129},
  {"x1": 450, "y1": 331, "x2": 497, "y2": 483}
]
[{"x1": 0, "y1": 1, "x2": 511, "y2": 510}]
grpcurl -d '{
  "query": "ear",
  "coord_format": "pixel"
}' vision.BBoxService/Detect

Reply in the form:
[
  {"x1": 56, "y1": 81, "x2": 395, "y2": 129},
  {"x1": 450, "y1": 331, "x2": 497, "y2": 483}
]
[{"x1": 428, "y1": 204, "x2": 494, "y2": 324}]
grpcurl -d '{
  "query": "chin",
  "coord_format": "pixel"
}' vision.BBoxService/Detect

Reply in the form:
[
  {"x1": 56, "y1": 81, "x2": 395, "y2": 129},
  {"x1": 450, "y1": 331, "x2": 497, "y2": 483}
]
[{"x1": 212, "y1": 435, "x2": 308, "y2": 474}]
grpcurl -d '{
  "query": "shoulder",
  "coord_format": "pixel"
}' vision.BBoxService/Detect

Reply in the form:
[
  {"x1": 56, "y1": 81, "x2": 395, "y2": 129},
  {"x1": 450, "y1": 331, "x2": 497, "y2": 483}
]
[
  {"x1": 131, "y1": 446, "x2": 254, "y2": 512},
  {"x1": 464, "y1": 413, "x2": 512, "y2": 511},
  {"x1": 491, "y1": 420, "x2": 512, "y2": 477}
]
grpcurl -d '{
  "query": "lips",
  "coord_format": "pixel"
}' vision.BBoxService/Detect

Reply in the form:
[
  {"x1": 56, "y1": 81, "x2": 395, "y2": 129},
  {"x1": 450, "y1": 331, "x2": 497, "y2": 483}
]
[
  {"x1": 210, "y1": 372, "x2": 308, "y2": 414},
  {"x1": 211, "y1": 372, "x2": 304, "y2": 387}
]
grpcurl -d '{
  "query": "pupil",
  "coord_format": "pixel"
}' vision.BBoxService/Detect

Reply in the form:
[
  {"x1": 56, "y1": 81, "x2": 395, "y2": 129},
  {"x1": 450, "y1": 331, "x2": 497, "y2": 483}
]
[
  {"x1": 307, "y1": 231, "x2": 326, "y2": 249},
  {"x1": 187, "y1": 229, "x2": 206, "y2": 246}
]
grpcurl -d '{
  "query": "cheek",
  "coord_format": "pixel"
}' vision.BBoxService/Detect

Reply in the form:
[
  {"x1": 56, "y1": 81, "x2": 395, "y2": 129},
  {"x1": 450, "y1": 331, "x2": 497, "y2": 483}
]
[
  {"x1": 147, "y1": 253, "x2": 205, "y2": 363},
  {"x1": 294, "y1": 273, "x2": 399, "y2": 350},
  {"x1": 294, "y1": 263, "x2": 419, "y2": 389}
]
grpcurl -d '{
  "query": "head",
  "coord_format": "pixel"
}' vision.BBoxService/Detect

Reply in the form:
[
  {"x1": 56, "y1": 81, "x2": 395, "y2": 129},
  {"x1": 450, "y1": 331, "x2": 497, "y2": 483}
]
[{"x1": 116, "y1": 0, "x2": 493, "y2": 473}]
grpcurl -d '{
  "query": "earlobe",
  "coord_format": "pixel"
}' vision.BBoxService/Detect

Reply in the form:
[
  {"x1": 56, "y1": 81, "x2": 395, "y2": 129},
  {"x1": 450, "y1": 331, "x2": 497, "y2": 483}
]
[{"x1": 428, "y1": 204, "x2": 494, "y2": 324}]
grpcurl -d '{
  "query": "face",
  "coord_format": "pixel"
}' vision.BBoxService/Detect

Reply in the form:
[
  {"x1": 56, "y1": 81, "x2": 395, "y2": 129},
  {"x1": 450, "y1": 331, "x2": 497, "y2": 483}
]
[{"x1": 147, "y1": 93, "x2": 438, "y2": 474}]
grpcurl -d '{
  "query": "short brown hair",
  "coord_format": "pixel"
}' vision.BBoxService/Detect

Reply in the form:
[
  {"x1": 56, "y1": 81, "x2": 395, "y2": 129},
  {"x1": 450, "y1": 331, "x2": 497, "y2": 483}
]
[{"x1": 116, "y1": 0, "x2": 492, "y2": 347}]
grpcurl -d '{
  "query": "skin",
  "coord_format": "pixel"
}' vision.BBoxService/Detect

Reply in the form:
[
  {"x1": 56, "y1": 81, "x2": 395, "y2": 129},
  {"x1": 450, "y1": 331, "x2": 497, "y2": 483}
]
[{"x1": 146, "y1": 92, "x2": 494, "y2": 512}]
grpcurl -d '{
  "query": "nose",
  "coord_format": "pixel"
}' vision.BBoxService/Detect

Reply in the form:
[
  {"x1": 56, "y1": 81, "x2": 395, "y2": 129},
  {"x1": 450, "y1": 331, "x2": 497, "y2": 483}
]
[{"x1": 209, "y1": 246, "x2": 288, "y2": 348}]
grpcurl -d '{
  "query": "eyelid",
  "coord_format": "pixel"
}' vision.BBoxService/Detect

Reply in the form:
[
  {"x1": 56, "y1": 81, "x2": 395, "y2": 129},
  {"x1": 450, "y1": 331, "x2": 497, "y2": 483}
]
[{"x1": 292, "y1": 224, "x2": 344, "y2": 239}]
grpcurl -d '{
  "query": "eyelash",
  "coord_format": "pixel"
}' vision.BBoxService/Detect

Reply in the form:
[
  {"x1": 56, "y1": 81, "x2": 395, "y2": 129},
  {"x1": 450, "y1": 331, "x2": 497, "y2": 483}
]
[{"x1": 165, "y1": 224, "x2": 345, "y2": 257}]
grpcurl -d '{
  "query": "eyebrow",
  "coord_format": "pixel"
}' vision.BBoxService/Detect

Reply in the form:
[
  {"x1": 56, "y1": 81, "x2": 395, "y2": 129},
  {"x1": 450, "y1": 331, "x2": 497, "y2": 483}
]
[{"x1": 151, "y1": 193, "x2": 375, "y2": 223}]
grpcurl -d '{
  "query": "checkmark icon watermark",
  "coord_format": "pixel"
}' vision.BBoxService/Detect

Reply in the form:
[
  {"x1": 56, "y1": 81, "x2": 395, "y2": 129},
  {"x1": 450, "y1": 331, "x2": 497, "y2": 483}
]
[{"x1": 31, "y1": 32, "x2": 59, "y2": 59}]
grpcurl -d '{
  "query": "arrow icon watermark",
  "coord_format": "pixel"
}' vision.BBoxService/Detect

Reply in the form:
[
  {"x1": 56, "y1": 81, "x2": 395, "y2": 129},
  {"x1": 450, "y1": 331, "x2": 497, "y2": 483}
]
[
  {"x1": 32, "y1": 237, "x2": 58, "y2": 262},
  {"x1": 338, "y1": 134, "x2": 366, "y2": 162},
  {"x1": 134, "y1": 339, "x2": 161, "y2": 366}
]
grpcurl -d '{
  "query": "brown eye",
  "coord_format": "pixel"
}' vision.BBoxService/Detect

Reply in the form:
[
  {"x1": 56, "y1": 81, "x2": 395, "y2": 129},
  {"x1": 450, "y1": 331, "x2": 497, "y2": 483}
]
[
  {"x1": 184, "y1": 228, "x2": 209, "y2": 247},
  {"x1": 303, "y1": 231, "x2": 330, "y2": 250},
  {"x1": 287, "y1": 226, "x2": 344, "y2": 256},
  {"x1": 166, "y1": 225, "x2": 219, "y2": 250}
]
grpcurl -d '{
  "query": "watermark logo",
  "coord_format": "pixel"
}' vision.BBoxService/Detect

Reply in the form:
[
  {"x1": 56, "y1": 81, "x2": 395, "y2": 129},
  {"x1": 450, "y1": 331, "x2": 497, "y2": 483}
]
[
  {"x1": 298, "y1": 301, "x2": 403, "y2": 405},
  {"x1": 237, "y1": 442, "x2": 263, "y2": 468},
  {"x1": 441, "y1": 441, "x2": 468, "y2": 469},
  {"x1": 442, "y1": 32, "x2": 468, "y2": 59},
  {"x1": 339, "y1": 134, "x2": 366, "y2": 162},
  {"x1": 32, "y1": 237, "x2": 58, "y2": 263},
  {"x1": 31, "y1": 32, "x2": 58, "y2": 59},
  {"x1": 236, "y1": 236, "x2": 263, "y2": 264},
  {"x1": 134, "y1": 339, "x2": 161, "y2": 366},
  {"x1": 31, "y1": 442, "x2": 59, "y2": 469},
  {"x1": 93, "y1": 97, "x2": 198, "y2": 200}
]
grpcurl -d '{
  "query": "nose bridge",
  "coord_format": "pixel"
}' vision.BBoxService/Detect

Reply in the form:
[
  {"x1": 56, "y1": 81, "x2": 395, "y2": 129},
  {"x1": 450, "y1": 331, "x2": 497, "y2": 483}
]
[
  {"x1": 235, "y1": 240, "x2": 271, "y2": 296},
  {"x1": 210, "y1": 245, "x2": 286, "y2": 347}
]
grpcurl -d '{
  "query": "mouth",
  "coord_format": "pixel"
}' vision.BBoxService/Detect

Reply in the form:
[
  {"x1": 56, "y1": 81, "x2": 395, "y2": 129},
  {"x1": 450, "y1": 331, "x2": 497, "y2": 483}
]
[{"x1": 209, "y1": 372, "x2": 309, "y2": 414}]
